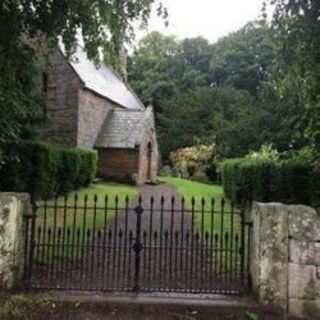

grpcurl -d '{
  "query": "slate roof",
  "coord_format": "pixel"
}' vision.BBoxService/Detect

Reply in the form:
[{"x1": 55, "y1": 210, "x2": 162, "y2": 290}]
[
  {"x1": 95, "y1": 108, "x2": 147, "y2": 148},
  {"x1": 63, "y1": 46, "x2": 144, "y2": 110}
]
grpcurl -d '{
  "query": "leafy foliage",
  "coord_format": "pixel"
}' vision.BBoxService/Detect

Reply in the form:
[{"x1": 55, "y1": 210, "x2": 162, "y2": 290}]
[
  {"x1": 266, "y1": 0, "x2": 320, "y2": 153},
  {"x1": 210, "y1": 21, "x2": 277, "y2": 97},
  {"x1": 159, "y1": 87, "x2": 263, "y2": 160},
  {"x1": 128, "y1": 32, "x2": 211, "y2": 116},
  {"x1": 169, "y1": 145, "x2": 215, "y2": 181},
  {"x1": 0, "y1": 141, "x2": 97, "y2": 199},
  {"x1": 129, "y1": 23, "x2": 310, "y2": 162},
  {"x1": 222, "y1": 156, "x2": 320, "y2": 208},
  {"x1": 129, "y1": 14, "x2": 320, "y2": 162},
  {"x1": 246, "y1": 144, "x2": 280, "y2": 161}
]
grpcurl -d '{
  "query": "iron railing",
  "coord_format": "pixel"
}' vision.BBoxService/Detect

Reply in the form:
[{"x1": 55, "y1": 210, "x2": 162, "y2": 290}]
[{"x1": 24, "y1": 195, "x2": 252, "y2": 294}]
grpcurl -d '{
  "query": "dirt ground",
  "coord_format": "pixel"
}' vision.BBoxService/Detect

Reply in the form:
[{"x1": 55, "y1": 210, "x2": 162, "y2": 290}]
[{"x1": 0, "y1": 293, "x2": 282, "y2": 320}]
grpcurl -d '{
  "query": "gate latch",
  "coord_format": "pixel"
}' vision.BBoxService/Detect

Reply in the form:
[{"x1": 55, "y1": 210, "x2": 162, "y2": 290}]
[{"x1": 133, "y1": 242, "x2": 143, "y2": 252}]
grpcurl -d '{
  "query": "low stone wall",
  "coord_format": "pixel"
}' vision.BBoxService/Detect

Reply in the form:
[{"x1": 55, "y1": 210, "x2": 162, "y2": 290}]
[
  {"x1": 0, "y1": 193, "x2": 30, "y2": 289},
  {"x1": 251, "y1": 203, "x2": 320, "y2": 319}
]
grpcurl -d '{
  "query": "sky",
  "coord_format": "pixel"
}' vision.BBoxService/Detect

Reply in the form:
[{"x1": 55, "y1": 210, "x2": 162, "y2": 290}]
[{"x1": 136, "y1": 0, "x2": 266, "y2": 44}]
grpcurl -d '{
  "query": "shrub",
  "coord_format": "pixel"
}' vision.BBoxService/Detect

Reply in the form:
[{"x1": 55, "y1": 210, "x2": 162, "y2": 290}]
[
  {"x1": 170, "y1": 145, "x2": 218, "y2": 182},
  {"x1": 0, "y1": 141, "x2": 97, "y2": 199},
  {"x1": 222, "y1": 156, "x2": 319, "y2": 208}
]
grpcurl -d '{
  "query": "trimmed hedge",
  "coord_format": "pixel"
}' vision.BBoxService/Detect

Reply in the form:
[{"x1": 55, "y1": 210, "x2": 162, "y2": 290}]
[
  {"x1": 222, "y1": 157, "x2": 320, "y2": 208},
  {"x1": 0, "y1": 141, "x2": 97, "y2": 199}
]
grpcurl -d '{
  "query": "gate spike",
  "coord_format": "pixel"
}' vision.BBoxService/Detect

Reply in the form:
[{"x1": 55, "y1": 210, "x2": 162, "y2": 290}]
[
  {"x1": 84, "y1": 194, "x2": 88, "y2": 204},
  {"x1": 221, "y1": 198, "x2": 225, "y2": 207},
  {"x1": 94, "y1": 194, "x2": 98, "y2": 202},
  {"x1": 191, "y1": 197, "x2": 195, "y2": 206},
  {"x1": 171, "y1": 196, "x2": 175, "y2": 205},
  {"x1": 115, "y1": 195, "x2": 119, "y2": 204},
  {"x1": 154, "y1": 231, "x2": 158, "y2": 239},
  {"x1": 105, "y1": 195, "x2": 108, "y2": 203},
  {"x1": 205, "y1": 231, "x2": 209, "y2": 240},
  {"x1": 138, "y1": 195, "x2": 142, "y2": 204},
  {"x1": 161, "y1": 196, "x2": 164, "y2": 206},
  {"x1": 125, "y1": 195, "x2": 129, "y2": 204},
  {"x1": 201, "y1": 197, "x2": 205, "y2": 206}
]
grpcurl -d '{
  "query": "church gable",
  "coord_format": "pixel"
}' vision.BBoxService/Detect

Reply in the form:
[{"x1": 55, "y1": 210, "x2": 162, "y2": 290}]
[
  {"x1": 44, "y1": 46, "x2": 158, "y2": 184},
  {"x1": 61, "y1": 46, "x2": 144, "y2": 111}
]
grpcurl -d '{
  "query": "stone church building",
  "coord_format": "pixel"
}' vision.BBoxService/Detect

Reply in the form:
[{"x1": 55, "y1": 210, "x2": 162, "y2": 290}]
[{"x1": 42, "y1": 47, "x2": 158, "y2": 184}]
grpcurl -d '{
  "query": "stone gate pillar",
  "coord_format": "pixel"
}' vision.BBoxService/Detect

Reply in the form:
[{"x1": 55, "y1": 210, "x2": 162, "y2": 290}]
[
  {"x1": 0, "y1": 193, "x2": 30, "y2": 289},
  {"x1": 251, "y1": 202, "x2": 320, "y2": 319}
]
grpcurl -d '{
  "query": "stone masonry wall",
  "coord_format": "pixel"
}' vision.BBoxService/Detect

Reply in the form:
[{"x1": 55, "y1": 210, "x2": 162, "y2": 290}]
[
  {"x1": 251, "y1": 203, "x2": 320, "y2": 319},
  {"x1": 288, "y1": 206, "x2": 320, "y2": 318},
  {"x1": 42, "y1": 49, "x2": 82, "y2": 146},
  {"x1": 137, "y1": 107, "x2": 159, "y2": 184},
  {"x1": 97, "y1": 148, "x2": 139, "y2": 182},
  {"x1": 0, "y1": 193, "x2": 30, "y2": 289},
  {"x1": 77, "y1": 89, "x2": 114, "y2": 149}
]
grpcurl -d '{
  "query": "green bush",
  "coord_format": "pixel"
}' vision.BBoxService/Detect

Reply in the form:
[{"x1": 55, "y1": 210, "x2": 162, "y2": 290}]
[
  {"x1": 169, "y1": 145, "x2": 219, "y2": 182},
  {"x1": 0, "y1": 141, "x2": 97, "y2": 199},
  {"x1": 222, "y1": 157, "x2": 319, "y2": 208}
]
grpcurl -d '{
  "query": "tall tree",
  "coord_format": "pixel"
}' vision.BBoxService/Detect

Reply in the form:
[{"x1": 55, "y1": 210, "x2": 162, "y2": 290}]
[
  {"x1": 209, "y1": 21, "x2": 277, "y2": 97},
  {"x1": 128, "y1": 32, "x2": 211, "y2": 116},
  {"x1": 159, "y1": 87, "x2": 264, "y2": 160},
  {"x1": 266, "y1": 0, "x2": 320, "y2": 153},
  {"x1": 128, "y1": 31, "x2": 183, "y2": 110}
]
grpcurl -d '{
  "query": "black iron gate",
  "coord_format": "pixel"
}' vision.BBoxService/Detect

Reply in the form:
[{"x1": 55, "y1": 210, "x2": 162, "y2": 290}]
[{"x1": 24, "y1": 195, "x2": 252, "y2": 294}]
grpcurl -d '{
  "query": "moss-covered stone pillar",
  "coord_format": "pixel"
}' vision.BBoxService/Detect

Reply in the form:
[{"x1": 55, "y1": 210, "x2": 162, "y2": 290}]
[
  {"x1": 0, "y1": 193, "x2": 30, "y2": 289},
  {"x1": 251, "y1": 202, "x2": 289, "y2": 313},
  {"x1": 251, "y1": 202, "x2": 320, "y2": 319}
]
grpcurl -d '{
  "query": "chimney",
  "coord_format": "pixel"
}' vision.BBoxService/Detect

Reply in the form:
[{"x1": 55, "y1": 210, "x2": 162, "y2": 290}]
[{"x1": 118, "y1": 45, "x2": 128, "y2": 83}]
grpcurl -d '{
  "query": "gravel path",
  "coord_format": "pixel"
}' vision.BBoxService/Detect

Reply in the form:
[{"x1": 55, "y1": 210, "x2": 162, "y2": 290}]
[{"x1": 115, "y1": 183, "x2": 192, "y2": 239}]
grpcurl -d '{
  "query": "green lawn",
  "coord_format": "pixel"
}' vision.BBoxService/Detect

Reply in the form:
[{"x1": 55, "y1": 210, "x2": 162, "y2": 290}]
[
  {"x1": 159, "y1": 176, "x2": 241, "y2": 237},
  {"x1": 35, "y1": 182, "x2": 138, "y2": 233},
  {"x1": 158, "y1": 176, "x2": 226, "y2": 208},
  {"x1": 32, "y1": 182, "x2": 138, "y2": 261}
]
